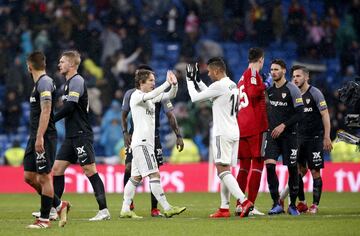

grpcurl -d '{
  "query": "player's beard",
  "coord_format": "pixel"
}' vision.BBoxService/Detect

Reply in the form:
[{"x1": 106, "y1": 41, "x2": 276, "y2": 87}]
[
  {"x1": 297, "y1": 81, "x2": 305, "y2": 89},
  {"x1": 272, "y1": 73, "x2": 282, "y2": 82}
]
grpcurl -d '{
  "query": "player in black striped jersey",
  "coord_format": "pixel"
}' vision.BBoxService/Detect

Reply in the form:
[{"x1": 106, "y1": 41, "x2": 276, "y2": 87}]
[
  {"x1": 265, "y1": 59, "x2": 304, "y2": 216},
  {"x1": 52, "y1": 51, "x2": 110, "y2": 221},
  {"x1": 24, "y1": 51, "x2": 68, "y2": 228},
  {"x1": 279, "y1": 65, "x2": 332, "y2": 214}
]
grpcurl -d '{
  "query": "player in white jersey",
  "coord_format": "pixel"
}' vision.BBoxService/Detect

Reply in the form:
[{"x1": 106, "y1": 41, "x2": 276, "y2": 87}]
[
  {"x1": 120, "y1": 69, "x2": 186, "y2": 218},
  {"x1": 186, "y1": 57, "x2": 253, "y2": 218}
]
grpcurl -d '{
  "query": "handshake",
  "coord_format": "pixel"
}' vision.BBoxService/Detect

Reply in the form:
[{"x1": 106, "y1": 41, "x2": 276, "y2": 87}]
[{"x1": 186, "y1": 63, "x2": 202, "y2": 85}]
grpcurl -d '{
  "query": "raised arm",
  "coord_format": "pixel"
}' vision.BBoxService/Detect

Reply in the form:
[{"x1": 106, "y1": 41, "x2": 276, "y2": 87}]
[
  {"x1": 152, "y1": 70, "x2": 178, "y2": 103},
  {"x1": 142, "y1": 80, "x2": 171, "y2": 102},
  {"x1": 187, "y1": 79, "x2": 222, "y2": 102}
]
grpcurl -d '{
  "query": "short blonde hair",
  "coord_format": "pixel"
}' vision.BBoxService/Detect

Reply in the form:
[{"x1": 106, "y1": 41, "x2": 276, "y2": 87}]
[{"x1": 62, "y1": 50, "x2": 81, "y2": 67}]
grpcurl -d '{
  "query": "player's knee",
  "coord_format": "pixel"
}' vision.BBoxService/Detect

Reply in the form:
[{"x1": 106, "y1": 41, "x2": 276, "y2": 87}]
[
  {"x1": 52, "y1": 163, "x2": 65, "y2": 176},
  {"x1": 265, "y1": 159, "x2": 276, "y2": 165},
  {"x1": 149, "y1": 172, "x2": 160, "y2": 179},
  {"x1": 37, "y1": 173, "x2": 51, "y2": 185},
  {"x1": 24, "y1": 175, "x2": 35, "y2": 186},
  {"x1": 132, "y1": 175, "x2": 142, "y2": 183},
  {"x1": 310, "y1": 169, "x2": 321, "y2": 179},
  {"x1": 298, "y1": 165, "x2": 307, "y2": 176}
]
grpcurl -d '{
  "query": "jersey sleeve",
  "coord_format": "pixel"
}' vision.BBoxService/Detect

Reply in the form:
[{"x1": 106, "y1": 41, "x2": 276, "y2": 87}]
[
  {"x1": 161, "y1": 99, "x2": 174, "y2": 113},
  {"x1": 187, "y1": 79, "x2": 223, "y2": 102},
  {"x1": 310, "y1": 87, "x2": 328, "y2": 111},
  {"x1": 130, "y1": 90, "x2": 143, "y2": 105},
  {"x1": 37, "y1": 77, "x2": 54, "y2": 102},
  {"x1": 122, "y1": 89, "x2": 134, "y2": 112},
  {"x1": 67, "y1": 76, "x2": 84, "y2": 103},
  {"x1": 246, "y1": 72, "x2": 266, "y2": 98},
  {"x1": 287, "y1": 83, "x2": 303, "y2": 108},
  {"x1": 152, "y1": 84, "x2": 178, "y2": 103}
]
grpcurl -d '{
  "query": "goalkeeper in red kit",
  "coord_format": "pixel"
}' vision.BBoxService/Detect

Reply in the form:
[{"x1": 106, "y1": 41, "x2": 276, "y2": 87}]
[{"x1": 235, "y1": 48, "x2": 270, "y2": 216}]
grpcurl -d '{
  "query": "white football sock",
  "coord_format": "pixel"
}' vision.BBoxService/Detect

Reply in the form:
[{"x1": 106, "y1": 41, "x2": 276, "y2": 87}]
[
  {"x1": 219, "y1": 171, "x2": 246, "y2": 204},
  {"x1": 121, "y1": 178, "x2": 139, "y2": 212},
  {"x1": 220, "y1": 182, "x2": 230, "y2": 209},
  {"x1": 149, "y1": 177, "x2": 171, "y2": 211}
]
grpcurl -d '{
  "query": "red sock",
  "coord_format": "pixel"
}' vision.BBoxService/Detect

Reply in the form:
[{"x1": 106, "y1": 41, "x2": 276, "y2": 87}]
[
  {"x1": 237, "y1": 159, "x2": 251, "y2": 194},
  {"x1": 248, "y1": 158, "x2": 264, "y2": 204}
]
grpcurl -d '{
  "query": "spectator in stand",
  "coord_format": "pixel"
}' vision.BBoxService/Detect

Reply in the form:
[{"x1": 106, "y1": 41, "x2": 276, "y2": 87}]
[
  {"x1": 4, "y1": 140, "x2": 25, "y2": 167},
  {"x1": 137, "y1": 26, "x2": 153, "y2": 64},
  {"x1": 287, "y1": 0, "x2": 307, "y2": 43},
  {"x1": 100, "y1": 24, "x2": 122, "y2": 64},
  {"x1": 2, "y1": 90, "x2": 22, "y2": 134},
  {"x1": 307, "y1": 14, "x2": 325, "y2": 46},
  {"x1": 272, "y1": 1, "x2": 284, "y2": 44}
]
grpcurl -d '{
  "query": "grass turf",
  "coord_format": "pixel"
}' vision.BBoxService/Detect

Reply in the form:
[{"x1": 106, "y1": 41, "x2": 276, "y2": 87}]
[{"x1": 0, "y1": 192, "x2": 359, "y2": 236}]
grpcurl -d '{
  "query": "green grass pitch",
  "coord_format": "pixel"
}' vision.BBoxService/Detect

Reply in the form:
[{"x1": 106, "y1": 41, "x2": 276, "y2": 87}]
[{"x1": 0, "y1": 192, "x2": 359, "y2": 236}]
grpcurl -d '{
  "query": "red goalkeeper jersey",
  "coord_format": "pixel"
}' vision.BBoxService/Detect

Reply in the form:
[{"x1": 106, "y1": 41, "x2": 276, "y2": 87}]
[{"x1": 237, "y1": 67, "x2": 268, "y2": 137}]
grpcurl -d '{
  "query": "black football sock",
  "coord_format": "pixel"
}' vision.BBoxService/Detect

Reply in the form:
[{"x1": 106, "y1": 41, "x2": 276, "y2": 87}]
[
  {"x1": 40, "y1": 195, "x2": 53, "y2": 219},
  {"x1": 298, "y1": 174, "x2": 305, "y2": 202},
  {"x1": 88, "y1": 173, "x2": 107, "y2": 210},
  {"x1": 151, "y1": 192, "x2": 158, "y2": 209},
  {"x1": 53, "y1": 194, "x2": 61, "y2": 208},
  {"x1": 53, "y1": 175, "x2": 65, "y2": 199},
  {"x1": 288, "y1": 165, "x2": 299, "y2": 207},
  {"x1": 266, "y1": 163, "x2": 280, "y2": 205},
  {"x1": 313, "y1": 177, "x2": 323, "y2": 205}
]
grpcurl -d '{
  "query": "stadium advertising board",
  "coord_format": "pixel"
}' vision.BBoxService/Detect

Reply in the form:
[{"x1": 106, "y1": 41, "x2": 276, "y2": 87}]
[{"x1": 0, "y1": 163, "x2": 359, "y2": 193}]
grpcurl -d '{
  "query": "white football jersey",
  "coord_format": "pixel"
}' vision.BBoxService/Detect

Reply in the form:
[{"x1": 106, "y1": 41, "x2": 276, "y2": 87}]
[
  {"x1": 130, "y1": 81, "x2": 177, "y2": 148},
  {"x1": 187, "y1": 77, "x2": 239, "y2": 140}
]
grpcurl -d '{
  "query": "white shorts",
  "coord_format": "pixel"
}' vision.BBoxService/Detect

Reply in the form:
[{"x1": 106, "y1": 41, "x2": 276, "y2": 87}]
[
  {"x1": 131, "y1": 145, "x2": 159, "y2": 177},
  {"x1": 213, "y1": 136, "x2": 239, "y2": 167}
]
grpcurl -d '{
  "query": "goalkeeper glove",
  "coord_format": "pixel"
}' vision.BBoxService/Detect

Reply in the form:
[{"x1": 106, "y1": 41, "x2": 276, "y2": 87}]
[
  {"x1": 261, "y1": 72, "x2": 273, "y2": 89},
  {"x1": 186, "y1": 63, "x2": 196, "y2": 82}
]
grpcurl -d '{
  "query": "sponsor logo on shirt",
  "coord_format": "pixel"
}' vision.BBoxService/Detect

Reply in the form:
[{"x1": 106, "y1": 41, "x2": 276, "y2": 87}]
[
  {"x1": 304, "y1": 107, "x2": 313, "y2": 112},
  {"x1": 270, "y1": 100, "x2": 288, "y2": 107}
]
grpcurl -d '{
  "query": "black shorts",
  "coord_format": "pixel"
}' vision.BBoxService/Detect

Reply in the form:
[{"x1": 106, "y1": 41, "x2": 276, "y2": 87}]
[
  {"x1": 23, "y1": 135, "x2": 57, "y2": 174},
  {"x1": 125, "y1": 136, "x2": 163, "y2": 166},
  {"x1": 298, "y1": 137, "x2": 324, "y2": 170},
  {"x1": 56, "y1": 136, "x2": 95, "y2": 166},
  {"x1": 264, "y1": 132, "x2": 298, "y2": 167}
]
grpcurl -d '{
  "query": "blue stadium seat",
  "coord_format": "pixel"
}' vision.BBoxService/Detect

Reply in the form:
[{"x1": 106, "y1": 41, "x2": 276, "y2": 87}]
[
  {"x1": 166, "y1": 43, "x2": 180, "y2": 66},
  {"x1": 153, "y1": 42, "x2": 166, "y2": 59}
]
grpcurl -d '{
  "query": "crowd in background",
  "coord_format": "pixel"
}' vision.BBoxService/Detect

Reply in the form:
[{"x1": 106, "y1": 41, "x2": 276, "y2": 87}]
[{"x1": 0, "y1": 0, "x2": 359, "y2": 165}]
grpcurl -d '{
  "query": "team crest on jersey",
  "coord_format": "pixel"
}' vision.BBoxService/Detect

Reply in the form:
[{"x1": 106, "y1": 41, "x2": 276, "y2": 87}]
[
  {"x1": 282, "y1": 93, "x2": 287, "y2": 99},
  {"x1": 306, "y1": 99, "x2": 310, "y2": 104},
  {"x1": 32, "y1": 87, "x2": 36, "y2": 93},
  {"x1": 251, "y1": 76, "x2": 257, "y2": 85},
  {"x1": 64, "y1": 85, "x2": 68, "y2": 91},
  {"x1": 30, "y1": 96, "x2": 36, "y2": 103}
]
